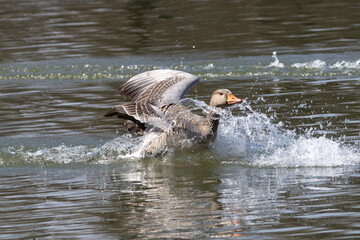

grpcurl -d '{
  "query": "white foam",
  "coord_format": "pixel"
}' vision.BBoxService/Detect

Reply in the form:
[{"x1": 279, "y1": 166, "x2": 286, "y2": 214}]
[
  {"x1": 3, "y1": 103, "x2": 359, "y2": 167},
  {"x1": 213, "y1": 105, "x2": 360, "y2": 167},
  {"x1": 265, "y1": 51, "x2": 360, "y2": 74},
  {"x1": 95, "y1": 134, "x2": 143, "y2": 161},
  {"x1": 291, "y1": 59, "x2": 327, "y2": 69},
  {"x1": 24, "y1": 145, "x2": 93, "y2": 164},
  {"x1": 203, "y1": 63, "x2": 215, "y2": 69},
  {"x1": 289, "y1": 58, "x2": 360, "y2": 71},
  {"x1": 257, "y1": 136, "x2": 359, "y2": 167},
  {"x1": 2, "y1": 134, "x2": 143, "y2": 165},
  {"x1": 268, "y1": 51, "x2": 285, "y2": 68},
  {"x1": 330, "y1": 59, "x2": 360, "y2": 69}
]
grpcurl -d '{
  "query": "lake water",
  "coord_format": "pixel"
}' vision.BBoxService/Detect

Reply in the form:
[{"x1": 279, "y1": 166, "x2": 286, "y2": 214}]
[{"x1": 1, "y1": 0, "x2": 360, "y2": 239}]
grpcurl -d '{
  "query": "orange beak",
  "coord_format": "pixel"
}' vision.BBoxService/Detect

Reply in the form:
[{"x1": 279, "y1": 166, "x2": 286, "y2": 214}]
[{"x1": 227, "y1": 93, "x2": 242, "y2": 105}]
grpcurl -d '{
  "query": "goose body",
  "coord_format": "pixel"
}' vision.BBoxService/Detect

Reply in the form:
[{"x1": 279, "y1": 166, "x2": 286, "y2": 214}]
[{"x1": 105, "y1": 69, "x2": 241, "y2": 157}]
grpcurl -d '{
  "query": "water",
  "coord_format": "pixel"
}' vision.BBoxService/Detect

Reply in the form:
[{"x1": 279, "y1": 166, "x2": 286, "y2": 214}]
[{"x1": 1, "y1": 0, "x2": 360, "y2": 239}]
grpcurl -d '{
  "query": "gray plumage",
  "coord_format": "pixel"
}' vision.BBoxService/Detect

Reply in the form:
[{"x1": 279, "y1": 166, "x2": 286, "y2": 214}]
[
  {"x1": 105, "y1": 69, "x2": 242, "y2": 157},
  {"x1": 106, "y1": 69, "x2": 199, "y2": 130},
  {"x1": 118, "y1": 69, "x2": 199, "y2": 106}
]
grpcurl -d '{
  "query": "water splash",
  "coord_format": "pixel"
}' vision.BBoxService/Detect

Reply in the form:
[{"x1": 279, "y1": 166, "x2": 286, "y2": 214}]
[
  {"x1": 257, "y1": 136, "x2": 359, "y2": 167},
  {"x1": 1, "y1": 101, "x2": 359, "y2": 167},
  {"x1": 0, "y1": 134, "x2": 142, "y2": 165},
  {"x1": 1, "y1": 55, "x2": 360, "y2": 81},
  {"x1": 268, "y1": 51, "x2": 285, "y2": 68},
  {"x1": 330, "y1": 59, "x2": 360, "y2": 69},
  {"x1": 213, "y1": 104, "x2": 360, "y2": 167},
  {"x1": 291, "y1": 59, "x2": 327, "y2": 69}
]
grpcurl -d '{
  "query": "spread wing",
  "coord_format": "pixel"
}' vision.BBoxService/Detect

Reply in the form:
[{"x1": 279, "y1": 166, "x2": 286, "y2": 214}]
[
  {"x1": 107, "y1": 69, "x2": 199, "y2": 130},
  {"x1": 118, "y1": 69, "x2": 199, "y2": 107}
]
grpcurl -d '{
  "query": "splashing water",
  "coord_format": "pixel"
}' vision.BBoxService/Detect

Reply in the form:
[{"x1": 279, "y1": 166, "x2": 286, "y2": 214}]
[
  {"x1": 268, "y1": 51, "x2": 285, "y2": 68},
  {"x1": 264, "y1": 52, "x2": 360, "y2": 73},
  {"x1": 213, "y1": 103, "x2": 360, "y2": 167},
  {"x1": 291, "y1": 59, "x2": 327, "y2": 69},
  {"x1": 330, "y1": 59, "x2": 360, "y2": 69},
  {"x1": 0, "y1": 134, "x2": 142, "y2": 165},
  {"x1": 2, "y1": 99, "x2": 358, "y2": 167},
  {"x1": 257, "y1": 136, "x2": 359, "y2": 167},
  {"x1": 4, "y1": 111, "x2": 360, "y2": 167}
]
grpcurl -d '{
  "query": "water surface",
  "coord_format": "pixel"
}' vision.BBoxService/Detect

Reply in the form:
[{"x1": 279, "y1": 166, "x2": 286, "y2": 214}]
[
  {"x1": 0, "y1": 0, "x2": 360, "y2": 239},
  {"x1": 1, "y1": 0, "x2": 360, "y2": 62}
]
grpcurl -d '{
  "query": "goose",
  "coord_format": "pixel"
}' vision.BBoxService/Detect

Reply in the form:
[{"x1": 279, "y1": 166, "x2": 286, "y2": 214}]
[{"x1": 105, "y1": 69, "x2": 242, "y2": 157}]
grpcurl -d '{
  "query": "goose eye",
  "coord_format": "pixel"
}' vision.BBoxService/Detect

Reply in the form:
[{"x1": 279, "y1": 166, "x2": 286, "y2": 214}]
[{"x1": 219, "y1": 93, "x2": 223, "y2": 96}]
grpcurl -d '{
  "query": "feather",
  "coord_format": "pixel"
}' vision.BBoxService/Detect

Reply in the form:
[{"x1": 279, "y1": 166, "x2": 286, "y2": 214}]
[{"x1": 107, "y1": 69, "x2": 199, "y2": 130}]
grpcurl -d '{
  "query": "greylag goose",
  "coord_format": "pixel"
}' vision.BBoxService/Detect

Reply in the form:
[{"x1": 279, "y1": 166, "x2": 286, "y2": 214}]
[{"x1": 105, "y1": 69, "x2": 242, "y2": 157}]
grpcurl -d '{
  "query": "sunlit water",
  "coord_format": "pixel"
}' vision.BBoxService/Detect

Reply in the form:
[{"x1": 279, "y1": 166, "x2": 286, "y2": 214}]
[{"x1": 1, "y1": 0, "x2": 360, "y2": 239}]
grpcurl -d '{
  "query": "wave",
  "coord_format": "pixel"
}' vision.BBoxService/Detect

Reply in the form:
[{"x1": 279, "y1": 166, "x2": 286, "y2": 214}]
[
  {"x1": 214, "y1": 106, "x2": 360, "y2": 167},
  {"x1": 290, "y1": 59, "x2": 360, "y2": 70},
  {"x1": 330, "y1": 59, "x2": 360, "y2": 69},
  {"x1": 1, "y1": 102, "x2": 359, "y2": 168},
  {"x1": 0, "y1": 134, "x2": 142, "y2": 165},
  {"x1": 267, "y1": 52, "x2": 360, "y2": 72},
  {"x1": 1, "y1": 54, "x2": 360, "y2": 81},
  {"x1": 291, "y1": 59, "x2": 327, "y2": 69}
]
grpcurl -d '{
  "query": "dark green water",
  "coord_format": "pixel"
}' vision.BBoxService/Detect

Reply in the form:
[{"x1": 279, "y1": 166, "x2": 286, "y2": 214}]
[{"x1": 1, "y1": 0, "x2": 360, "y2": 239}]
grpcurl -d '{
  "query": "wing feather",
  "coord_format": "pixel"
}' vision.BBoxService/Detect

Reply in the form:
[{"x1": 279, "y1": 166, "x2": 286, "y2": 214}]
[
  {"x1": 108, "y1": 69, "x2": 199, "y2": 130},
  {"x1": 118, "y1": 69, "x2": 199, "y2": 106}
]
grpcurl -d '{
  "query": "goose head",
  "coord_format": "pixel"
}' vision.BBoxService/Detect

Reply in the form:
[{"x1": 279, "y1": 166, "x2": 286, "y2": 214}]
[{"x1": 209, "y1": 89, "x2": 242, "y2": 107}]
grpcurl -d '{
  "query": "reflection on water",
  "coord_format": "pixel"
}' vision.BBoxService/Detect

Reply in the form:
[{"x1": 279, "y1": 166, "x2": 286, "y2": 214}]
[
  {"x1": 1, "y1": 0, "x2": 360, "y2": 62},
  {"x1": 0, "y1": 53, "x2": 359, "y2": 238},
  {"x1": 0, "y1": 164, "x2": 359, "y2": 239}
]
